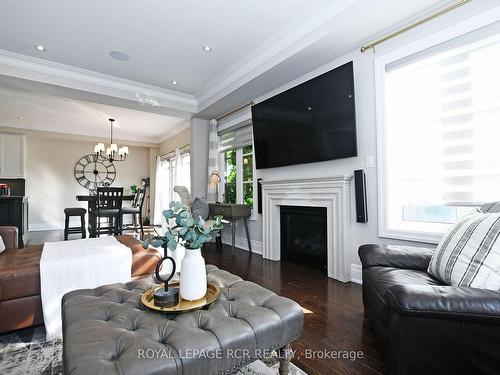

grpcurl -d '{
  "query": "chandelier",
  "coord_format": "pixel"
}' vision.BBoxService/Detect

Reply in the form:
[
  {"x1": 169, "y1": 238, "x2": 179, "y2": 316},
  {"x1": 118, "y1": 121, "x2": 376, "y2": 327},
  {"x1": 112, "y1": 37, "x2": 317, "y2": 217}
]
[{"x1": 94, "y1": 118, "x2": 129, "y2": 162}]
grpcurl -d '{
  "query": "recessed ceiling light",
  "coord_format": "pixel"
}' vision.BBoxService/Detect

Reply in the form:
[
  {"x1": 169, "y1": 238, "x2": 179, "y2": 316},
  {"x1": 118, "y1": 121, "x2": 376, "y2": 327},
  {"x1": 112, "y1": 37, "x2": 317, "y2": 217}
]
[
  {"x1": 171, "y1": 80, "x2": 177, "y2": 85},
  {"x1": 202, "y1": 45, "x2": 212, "y2": 52},
  {"x1": 34, "y1": 45, "x2": 46, "y2": 52},
  {"x1": 109, "y1": 50, "x2": 130, "y2": 61},
  {"x1": 17, "y1": 116, "x2": 24, "y2": 120}
]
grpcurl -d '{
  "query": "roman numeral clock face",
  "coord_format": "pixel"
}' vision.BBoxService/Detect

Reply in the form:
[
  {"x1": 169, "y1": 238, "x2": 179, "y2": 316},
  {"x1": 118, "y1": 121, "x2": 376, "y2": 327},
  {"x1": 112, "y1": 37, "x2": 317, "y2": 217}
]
[{"x1": 73, "y1": 154, "x2": 116, "y2": 191}]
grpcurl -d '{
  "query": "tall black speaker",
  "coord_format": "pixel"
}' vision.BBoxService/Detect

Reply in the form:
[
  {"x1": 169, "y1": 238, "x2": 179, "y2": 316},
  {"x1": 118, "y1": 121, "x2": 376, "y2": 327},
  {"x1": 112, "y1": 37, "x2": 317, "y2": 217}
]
[
  {"x1": 354, "y1": 169, "x2": 367, "y2": 223},
  {"x1": 257, "y1": 178, "x2": 263, "y2": 214}
]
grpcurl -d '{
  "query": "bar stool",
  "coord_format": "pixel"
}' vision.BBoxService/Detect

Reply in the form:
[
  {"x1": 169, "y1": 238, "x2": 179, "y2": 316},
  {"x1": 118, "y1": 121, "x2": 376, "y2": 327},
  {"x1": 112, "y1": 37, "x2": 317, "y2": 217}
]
[{"x1": 64, "y1": 207, "x2": 87, "y2": 240}]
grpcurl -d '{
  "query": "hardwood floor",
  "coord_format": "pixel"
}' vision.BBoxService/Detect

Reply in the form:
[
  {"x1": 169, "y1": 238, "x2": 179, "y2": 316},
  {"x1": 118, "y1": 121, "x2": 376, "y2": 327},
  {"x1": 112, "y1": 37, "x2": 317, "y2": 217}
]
[
  {"x1": 25, "y1": 231, "x2": 385, "y2": 375},
  {"x1": 202, "y1": 243, "x2": 386, "y2": 375}
]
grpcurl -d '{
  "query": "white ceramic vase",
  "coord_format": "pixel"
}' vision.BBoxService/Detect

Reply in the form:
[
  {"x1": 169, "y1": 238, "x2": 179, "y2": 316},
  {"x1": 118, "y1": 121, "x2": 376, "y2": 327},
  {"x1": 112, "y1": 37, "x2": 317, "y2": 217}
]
[{"x1": 179, "y1": 248, "x2": 207, "y2": 301}]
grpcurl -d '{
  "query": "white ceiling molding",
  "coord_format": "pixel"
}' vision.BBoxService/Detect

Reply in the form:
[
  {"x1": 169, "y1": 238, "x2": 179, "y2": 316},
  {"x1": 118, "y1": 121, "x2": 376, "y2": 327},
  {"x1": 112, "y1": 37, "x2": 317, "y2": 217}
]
[
  {"x1": 0, "y1": 49, "x2": 198, "y2": 115},
  {"x1": 0, "y1": 125, "x2": 158, "y2": 148},
  {"x1": 0, "y1": 0, "x2": 461, "y2": 126},
  {"x1": 195, "y1": 0, "x2": 360, "y2": 111},
  {"x1": 0, "y1": 1, "x2": 362, "y2": 117}
]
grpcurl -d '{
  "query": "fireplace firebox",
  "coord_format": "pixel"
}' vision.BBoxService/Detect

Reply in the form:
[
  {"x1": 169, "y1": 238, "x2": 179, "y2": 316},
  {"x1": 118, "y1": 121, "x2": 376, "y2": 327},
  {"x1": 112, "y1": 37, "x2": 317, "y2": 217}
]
[{"x1": 280, "y1": 205, "x2": 327, "y2": 273}]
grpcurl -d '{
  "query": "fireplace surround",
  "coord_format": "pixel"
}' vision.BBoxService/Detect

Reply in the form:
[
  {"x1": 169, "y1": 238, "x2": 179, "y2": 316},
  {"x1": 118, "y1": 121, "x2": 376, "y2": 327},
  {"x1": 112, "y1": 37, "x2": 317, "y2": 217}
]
[{"x1": 261, "y1": 176, "x2": 352, "y2": 282}]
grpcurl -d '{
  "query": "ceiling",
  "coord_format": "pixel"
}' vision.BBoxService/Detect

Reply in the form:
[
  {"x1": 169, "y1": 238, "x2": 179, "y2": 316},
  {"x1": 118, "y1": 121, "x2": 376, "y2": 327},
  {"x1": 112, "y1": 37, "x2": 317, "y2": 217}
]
[
  {"x1": 0, "y1": 86, "x2": 187, "y2": 143},
  {"x1": 0, "y1": 0, "x2": 334, "y2": 95},
  {"x1": 0, "y1": 0, "x2": 484, "y2": 138}
]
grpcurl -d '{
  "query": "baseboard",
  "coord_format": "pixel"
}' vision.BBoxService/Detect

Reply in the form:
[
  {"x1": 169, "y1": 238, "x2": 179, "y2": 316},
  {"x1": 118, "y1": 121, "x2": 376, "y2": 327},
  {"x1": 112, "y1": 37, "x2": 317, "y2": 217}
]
[
  {"x1": 221, "y1": 234, "x2": 263, "y2": 255},
  {"x1": 351, "y1": 264, "x2": 362, "y2": 284},
  {"x1": 219, "y1": 235, "x2": 362, "y2": 283},
  {"x1": 29, "y1": 223, "x2": 63, "y2": 232}
]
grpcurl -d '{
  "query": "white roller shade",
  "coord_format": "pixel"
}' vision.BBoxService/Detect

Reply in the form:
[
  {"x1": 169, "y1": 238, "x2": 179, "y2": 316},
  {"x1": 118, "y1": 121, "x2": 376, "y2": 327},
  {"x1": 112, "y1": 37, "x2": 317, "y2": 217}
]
[
  {"x1": 218, "y1": 124, "x2": 253, "y2": 152},
  {"x1": 385, "y1": 22, "x2": 500, "y2": 207}
]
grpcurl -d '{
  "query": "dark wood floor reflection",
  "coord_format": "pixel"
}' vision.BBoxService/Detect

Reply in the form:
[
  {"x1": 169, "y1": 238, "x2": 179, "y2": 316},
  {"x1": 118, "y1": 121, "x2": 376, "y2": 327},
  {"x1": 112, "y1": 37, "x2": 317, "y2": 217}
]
[{"x1": 202, "y1": 244, "x2": 386, "y2": 375}]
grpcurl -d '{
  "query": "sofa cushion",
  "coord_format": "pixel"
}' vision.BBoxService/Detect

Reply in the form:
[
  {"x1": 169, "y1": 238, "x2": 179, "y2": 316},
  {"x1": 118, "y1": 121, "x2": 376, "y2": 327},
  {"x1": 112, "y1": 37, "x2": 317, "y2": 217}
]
[
  {"x1": 428, "y1": 212, "x2": 500, "y2": 290},
  {"x1": 364, "y1": 267, "x2": 444, "y2": 305},
  {"x1": 0, "y1": 246, "x2": 41, "y2": 302}
]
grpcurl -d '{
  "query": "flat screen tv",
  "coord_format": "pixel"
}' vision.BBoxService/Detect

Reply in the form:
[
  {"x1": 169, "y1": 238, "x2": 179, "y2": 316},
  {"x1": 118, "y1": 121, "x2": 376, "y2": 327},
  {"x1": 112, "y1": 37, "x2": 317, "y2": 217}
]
[{"x1": 252, "y1": 61, "x2": 357, "y2": 169}]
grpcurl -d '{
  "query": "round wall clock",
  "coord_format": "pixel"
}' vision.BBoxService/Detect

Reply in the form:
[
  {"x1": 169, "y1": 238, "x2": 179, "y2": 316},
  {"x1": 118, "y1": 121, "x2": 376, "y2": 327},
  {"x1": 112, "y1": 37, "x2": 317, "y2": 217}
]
[{"x1": 73, "y1": 154, "x2": 116, "y2": 191}]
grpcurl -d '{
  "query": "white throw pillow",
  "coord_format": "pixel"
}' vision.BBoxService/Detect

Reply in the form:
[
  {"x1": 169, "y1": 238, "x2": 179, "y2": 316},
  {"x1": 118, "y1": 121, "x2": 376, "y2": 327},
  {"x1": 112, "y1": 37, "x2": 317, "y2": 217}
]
[
  {"x1": 0, "y1": 236, "x2": 5, "y2": 253},
  {"x1": 428, "y1": 212, "x2": 500, "y2": 291}
]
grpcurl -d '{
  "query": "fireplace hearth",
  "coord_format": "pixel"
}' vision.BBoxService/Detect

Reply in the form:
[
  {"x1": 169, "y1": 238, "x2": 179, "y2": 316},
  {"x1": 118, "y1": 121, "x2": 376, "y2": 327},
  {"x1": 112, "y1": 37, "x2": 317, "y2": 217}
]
[{"x1": 280, "y1": 205, "x2": 327, "y2": 273}]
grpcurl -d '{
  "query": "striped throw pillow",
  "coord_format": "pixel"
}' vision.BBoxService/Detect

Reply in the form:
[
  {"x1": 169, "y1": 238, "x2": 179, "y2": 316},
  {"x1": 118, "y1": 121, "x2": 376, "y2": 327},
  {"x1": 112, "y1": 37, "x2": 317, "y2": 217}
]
[{"x1": 428, "y1": 212, "x2": 500, "y2": 290}]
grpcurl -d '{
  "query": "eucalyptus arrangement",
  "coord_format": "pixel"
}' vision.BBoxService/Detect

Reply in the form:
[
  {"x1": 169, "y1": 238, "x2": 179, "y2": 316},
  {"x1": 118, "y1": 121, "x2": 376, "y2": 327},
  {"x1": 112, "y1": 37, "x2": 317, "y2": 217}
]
[
  {"x1": 143, "y1": 201, "x2": 222, "y2": 306},
  {"x1": 144, "y1": 201, "x2": 224, "y2": 301},
  {"x1": 143, "y1": 201, "x2": 223, "y2": 251}
]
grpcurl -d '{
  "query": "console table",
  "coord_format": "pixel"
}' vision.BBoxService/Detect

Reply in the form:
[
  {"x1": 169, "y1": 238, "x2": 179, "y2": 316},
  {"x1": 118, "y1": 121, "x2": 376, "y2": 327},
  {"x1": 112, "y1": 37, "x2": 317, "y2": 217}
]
[{"x1": 209, "y1": 203, "x2": 251, "y2": 255}]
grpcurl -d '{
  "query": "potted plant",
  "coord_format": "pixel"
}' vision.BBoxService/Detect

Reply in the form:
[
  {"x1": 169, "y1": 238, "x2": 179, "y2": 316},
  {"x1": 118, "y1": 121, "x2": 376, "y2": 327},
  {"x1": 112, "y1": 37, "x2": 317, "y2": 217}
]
[{"x1": 144, "y1": 201, "x2": 223, "y2": 300}]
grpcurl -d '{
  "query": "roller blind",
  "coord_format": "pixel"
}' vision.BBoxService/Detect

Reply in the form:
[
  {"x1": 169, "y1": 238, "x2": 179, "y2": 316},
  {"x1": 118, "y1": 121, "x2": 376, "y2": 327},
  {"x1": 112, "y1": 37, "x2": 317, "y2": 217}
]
[
  {"x1": 385, "y1": 23, "x2": 500, "y2": 208},
  {"x1": 218, "y1": 124, "x2": 253, "y2": 152}
]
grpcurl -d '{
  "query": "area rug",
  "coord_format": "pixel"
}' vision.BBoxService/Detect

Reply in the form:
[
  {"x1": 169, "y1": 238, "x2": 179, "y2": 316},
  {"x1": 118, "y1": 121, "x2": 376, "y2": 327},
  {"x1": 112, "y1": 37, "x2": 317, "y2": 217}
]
[{"x1": 0, "y1": 327, "x2": 307, "y2": 375}]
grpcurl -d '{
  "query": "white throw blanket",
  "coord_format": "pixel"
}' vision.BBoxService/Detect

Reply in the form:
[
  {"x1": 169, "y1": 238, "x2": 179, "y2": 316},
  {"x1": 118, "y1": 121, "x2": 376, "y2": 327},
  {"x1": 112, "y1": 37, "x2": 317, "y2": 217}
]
[{"x1": 40, "y1": 236, "x2": 132, "y2": 340}]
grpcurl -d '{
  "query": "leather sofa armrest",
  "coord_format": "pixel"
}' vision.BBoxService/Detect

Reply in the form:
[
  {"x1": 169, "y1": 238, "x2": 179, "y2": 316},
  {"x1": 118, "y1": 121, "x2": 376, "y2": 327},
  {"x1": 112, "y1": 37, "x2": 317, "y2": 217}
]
[
  {"x1": 387, "y1": 284, "x2": 500, "y2": 322},
  {"x1": 0, "y1": 226, "x2": 18, "y2": 250},
  {"x1": 358, "y1": 244, "x2": 434, "y2": 271}
]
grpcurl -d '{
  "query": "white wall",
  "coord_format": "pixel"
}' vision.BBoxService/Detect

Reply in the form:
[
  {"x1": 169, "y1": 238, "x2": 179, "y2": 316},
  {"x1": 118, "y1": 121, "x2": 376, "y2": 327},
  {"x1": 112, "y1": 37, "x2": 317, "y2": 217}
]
[
  {"x1": 23, "y1": 132, "x2": 151, "y2": 230},
  {"x1": 159, "y1": 127, "x2": 190, "y2": 155},
  {"x1": 221, "y1": 49, "x2": 434, "y2": 269},
  {"x1": 217, "y1": 2, "x2": 499, "y2": 281}
]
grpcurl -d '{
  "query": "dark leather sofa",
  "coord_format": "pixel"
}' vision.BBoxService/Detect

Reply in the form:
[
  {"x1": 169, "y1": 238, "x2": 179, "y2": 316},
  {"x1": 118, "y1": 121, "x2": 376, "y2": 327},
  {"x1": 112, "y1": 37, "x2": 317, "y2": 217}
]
[{"x1": 360, "y1": 218, "x2": 500, "y2": 374}]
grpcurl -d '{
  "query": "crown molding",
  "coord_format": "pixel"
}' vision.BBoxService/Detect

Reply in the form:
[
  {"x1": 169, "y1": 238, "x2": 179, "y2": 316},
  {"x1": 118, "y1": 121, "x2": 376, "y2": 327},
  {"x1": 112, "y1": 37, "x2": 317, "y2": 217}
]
[
  {"x1": 195, "y1": 0, "x2": 360, "y2": 111},
  {"x1": 0, "y1": 49, "x2": 198, "y2": 114},
  {"x1": 0, "y1": 1, "x2": 363, "y2": 118},
  {"x1": 0, "y1": 124, "x2": 159, "y2": 147}
]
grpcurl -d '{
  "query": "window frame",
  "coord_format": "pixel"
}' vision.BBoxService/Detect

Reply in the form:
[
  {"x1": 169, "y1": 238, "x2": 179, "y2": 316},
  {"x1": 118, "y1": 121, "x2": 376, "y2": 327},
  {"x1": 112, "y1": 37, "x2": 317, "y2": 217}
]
[
  {"x1": 375, "y1": 14, "x2": 499, "y2": 244},
  {"x1": 219, "y1": 142, "x2": 257, "y2": 220}
]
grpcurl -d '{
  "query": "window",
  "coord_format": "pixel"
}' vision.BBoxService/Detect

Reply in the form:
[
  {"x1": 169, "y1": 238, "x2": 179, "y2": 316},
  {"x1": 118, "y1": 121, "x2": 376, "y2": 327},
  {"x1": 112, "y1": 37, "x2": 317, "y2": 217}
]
[
  {"x1": 159, "y1": 149, "x2": 191, "y2": 206},
  {"x1": 222, "y1": 144, "x2": 254, "y2": 206},
  {"x1": 219, "y1": 124, "x2": 255, "y2": 208},
  {"x1": 379, "y1": 24, "x2": 500, "y2": 242}
]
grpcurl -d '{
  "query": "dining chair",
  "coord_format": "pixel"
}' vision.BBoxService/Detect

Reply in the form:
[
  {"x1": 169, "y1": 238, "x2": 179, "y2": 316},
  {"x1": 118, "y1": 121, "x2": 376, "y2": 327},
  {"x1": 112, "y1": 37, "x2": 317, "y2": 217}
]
[
  {"x1": 95, "y1": 187, "x2": 124, "y2": 236},
  {"x1": 122, "y1": 188, "x2": 146, "y2": 238}
]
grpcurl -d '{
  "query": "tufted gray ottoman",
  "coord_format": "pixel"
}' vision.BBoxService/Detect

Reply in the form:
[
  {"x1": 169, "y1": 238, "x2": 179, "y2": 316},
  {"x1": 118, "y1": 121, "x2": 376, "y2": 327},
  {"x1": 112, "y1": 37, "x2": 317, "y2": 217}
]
[{"x1": 62, "y1": 265, "x2": 304, "y2": 375}]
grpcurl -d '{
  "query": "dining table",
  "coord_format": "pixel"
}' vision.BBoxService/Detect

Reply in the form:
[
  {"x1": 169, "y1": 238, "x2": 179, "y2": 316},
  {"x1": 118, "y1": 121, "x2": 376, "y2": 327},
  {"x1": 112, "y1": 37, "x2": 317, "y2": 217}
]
[{"x1": 76, "y1": 194, "x2": 135, "y2": 238}]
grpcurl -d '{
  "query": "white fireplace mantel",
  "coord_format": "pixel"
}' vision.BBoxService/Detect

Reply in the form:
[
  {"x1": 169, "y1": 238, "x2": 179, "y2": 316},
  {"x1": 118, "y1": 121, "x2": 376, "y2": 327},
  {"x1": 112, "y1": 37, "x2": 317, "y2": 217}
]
[{"x1": 261, "y1": 176, "x2": 352, "y2": 282}]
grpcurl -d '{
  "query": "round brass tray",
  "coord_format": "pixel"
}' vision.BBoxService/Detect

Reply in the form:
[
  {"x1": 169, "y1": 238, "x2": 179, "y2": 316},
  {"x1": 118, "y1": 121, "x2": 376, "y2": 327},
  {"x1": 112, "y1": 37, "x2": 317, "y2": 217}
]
[{"x1": 141, "y1": 282, "x2": 221, "y2": 313}]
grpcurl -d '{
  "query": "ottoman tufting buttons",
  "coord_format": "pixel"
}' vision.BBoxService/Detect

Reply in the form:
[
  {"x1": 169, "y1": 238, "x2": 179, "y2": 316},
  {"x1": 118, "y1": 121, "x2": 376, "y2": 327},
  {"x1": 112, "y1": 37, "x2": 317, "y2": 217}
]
[{"x1": 62, "y1": 266, "x2": 304, "y2": 375}]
